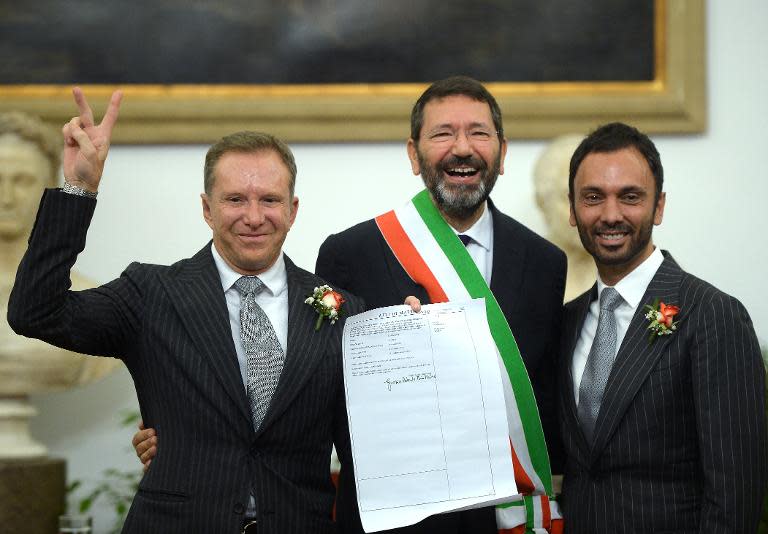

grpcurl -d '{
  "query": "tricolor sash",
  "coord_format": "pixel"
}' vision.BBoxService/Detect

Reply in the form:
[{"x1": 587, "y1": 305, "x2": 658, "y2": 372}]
[{"x1": 375, "y1": 190, "x2": 562, "y2": 534}]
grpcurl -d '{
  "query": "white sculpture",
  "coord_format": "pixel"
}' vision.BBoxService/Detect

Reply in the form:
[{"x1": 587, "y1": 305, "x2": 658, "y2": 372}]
[
  {"x1": 533, "y1": 134, "x2": 596, "y2": 302},
  {"x1": 0, "y1": 112, "x2": 118, "y2": 458}
]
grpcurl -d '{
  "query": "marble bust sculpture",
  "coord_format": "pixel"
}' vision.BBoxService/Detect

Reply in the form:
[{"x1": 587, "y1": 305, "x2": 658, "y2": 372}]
[{"x1": 0, "y1": 111, "x2": 118, "y2": 458}]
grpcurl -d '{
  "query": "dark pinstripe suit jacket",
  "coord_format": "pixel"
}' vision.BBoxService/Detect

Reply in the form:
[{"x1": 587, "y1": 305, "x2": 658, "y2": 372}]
[
  {"x1": 558, "y1": 252, "x2": 767, "y2": 533},
  {"x1": 316, "y1": 200, "x2": 567, "y2": 534},
  {"x1": 8, "y1": 190, "x2": 364, "y2": 534}
]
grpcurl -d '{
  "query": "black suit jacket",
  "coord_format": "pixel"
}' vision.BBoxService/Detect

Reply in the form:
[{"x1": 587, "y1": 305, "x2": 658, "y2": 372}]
[
  {"x1": 316, "y1": 200, "x2": 567, "y2": 534},
  {"x1": 8, "y1": 190, "x2": 364, "y2": 534},
  {"x1": 558, "y1": 252, "x2": 767, "y2": 533}
]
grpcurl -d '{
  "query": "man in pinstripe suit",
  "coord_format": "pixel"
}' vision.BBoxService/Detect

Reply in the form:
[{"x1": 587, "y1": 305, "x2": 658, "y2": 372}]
[
  {"x1": 559, "y1": 122, "x2": 767, "y2": 533},
  {"x1": 7, "y1": 88, "x2": 364, "y2": 533}
]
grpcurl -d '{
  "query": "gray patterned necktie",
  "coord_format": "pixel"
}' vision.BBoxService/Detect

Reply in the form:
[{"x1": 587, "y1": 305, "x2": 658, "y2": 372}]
[
  {"x1": 234, "y1": 276, "x2": 285, "y2": 431},
  {"x1": 578, "y1": 287, "x2": 623, "y2": 443}
]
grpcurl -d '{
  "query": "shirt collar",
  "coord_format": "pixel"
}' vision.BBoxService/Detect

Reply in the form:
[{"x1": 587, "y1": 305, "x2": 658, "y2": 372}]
[
  {"x1": 453, "y1": 201, "x2": 492, "y2": 251},
  {"x1": 597, "y1": 247, "x2": 664, "y2": 309},
  {"x1": 210, "y1": 243, "x2": 287, "y2": 297}
]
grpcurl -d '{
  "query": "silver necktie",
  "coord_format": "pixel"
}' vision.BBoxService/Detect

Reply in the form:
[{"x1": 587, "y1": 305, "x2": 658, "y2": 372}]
[
  {"x1": 578, "y1": 287, "x2": 623, "y2": 443},
  {"x1": 235, "y1": 276, "x2": 285, "y2": 431}
]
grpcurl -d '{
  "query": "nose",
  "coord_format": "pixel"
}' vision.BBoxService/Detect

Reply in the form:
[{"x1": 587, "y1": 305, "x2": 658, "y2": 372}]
[
  {"x1": 450, "y1": 130, "x2": 473, "y2": 157},
  {"x1": 242, "y1": 201, "x2": 265, "y2": 227},
  {"x1": 600, "y1": 197, "x2": 624, "y2": 225}
]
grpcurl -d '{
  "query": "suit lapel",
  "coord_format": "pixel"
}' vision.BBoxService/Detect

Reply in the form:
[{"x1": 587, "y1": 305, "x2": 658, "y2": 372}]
[
  {"x1": 589, "y1": 254, "x2": 683, "y2": 461},
  {"x1": 561, "y1": 286, "x2": 597, "y2": 461},
  {"x1": 489, "y1": 201, "x2": 526, "y2": 318},
  {"x1": 256, "y1": 257, "x2": 333, "y2": 435},
  {"x1": 162, "y1": 244, "x2": 252, "y2": 428}
]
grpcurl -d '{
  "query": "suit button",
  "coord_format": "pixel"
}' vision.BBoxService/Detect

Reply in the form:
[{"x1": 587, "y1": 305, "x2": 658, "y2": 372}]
[{"x1": 233, "y1": 502, "x2": 245, "y2": 514}]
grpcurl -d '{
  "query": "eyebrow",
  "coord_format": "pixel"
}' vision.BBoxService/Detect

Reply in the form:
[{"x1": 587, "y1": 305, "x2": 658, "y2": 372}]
[
  {"x1": 579, "y1": 185, "x2": 647, "y2": 194},
  {"x1": 428, "y1": 121, "x2": 491, "y2": 131},
  {"x1": 618, "y1": 186, "x2": 647, "y2": 194}
]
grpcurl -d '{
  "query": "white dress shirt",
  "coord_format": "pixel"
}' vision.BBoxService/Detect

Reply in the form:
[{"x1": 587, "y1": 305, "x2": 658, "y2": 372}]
[
  {"x1": 572, "y1": 247, "x2": 664, "y2": 404},
  {"x1": 211, "y1": 244, "x2": 289, "y2": 516},
  {"x1": 452, "y1": 201, "x2": 494, "y2": 285},
  {"x1": 210, "y1": 244, "x2": 289, "y2": 392}
]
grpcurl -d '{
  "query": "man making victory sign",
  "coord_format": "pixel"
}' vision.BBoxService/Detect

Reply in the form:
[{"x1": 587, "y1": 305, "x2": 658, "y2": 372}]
[{"x1": 9, "y1": 88, "x2": 363, "y2": 533}]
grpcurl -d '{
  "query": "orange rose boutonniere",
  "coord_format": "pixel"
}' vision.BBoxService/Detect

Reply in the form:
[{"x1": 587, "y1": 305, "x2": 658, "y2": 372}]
[
  {"x1": 644, "y1": 298, "x2": 680, "y2": 343},
  {"x1": 305, "y1": 285, "x2": 346, "y2": 331}
]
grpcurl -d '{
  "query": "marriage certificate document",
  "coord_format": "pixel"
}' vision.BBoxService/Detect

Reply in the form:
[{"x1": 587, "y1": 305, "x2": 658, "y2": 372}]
[{"x1": 342, "y1": 299, "x2": 517, "y2": 532}]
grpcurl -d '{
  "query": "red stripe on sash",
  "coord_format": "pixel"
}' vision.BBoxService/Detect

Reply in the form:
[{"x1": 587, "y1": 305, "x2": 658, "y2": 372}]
[
  {"x1": 510, "y1": 438, "x2": 535, "y2": 495},
  {"x1": 375, "y1": 211, "x2": 449, "y2": 303},
  {"x1": 541, "y1": 494, "x2": 551, "y2": 528}
]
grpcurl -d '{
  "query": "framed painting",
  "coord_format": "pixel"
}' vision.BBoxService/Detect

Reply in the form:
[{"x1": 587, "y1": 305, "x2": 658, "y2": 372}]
[{"x1": 0, "y1": 0, "x2": 704, "y2": 143}]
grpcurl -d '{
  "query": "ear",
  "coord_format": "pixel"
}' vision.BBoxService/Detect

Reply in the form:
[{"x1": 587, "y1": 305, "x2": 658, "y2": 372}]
[
  {"x1": 568, "y1": 194, "x2": 577, "y2": 227},
  {"x1": 406, "y1": 138, "x2": 421, "y2": 176},
  {"x1": 201, "y1": 193, "x2": 214, "y2": 230},
  {"x1": 653, "y1": 191, "x2": 666, "y2": 225},
  {"x1": 498, "y1": 137, "x2": 508, "y2": 175},
  {"x1": 288, "y1": 196, "x2": 299, "y2": 229}
]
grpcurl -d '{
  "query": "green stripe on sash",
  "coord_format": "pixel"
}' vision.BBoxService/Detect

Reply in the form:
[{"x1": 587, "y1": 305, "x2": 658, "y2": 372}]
[
  {"x1": 524, "y1": 495, "x2": 535, "y2": 529},
  {"x1": 411, "y1": 189, "x2": 553, "y2": 496}
]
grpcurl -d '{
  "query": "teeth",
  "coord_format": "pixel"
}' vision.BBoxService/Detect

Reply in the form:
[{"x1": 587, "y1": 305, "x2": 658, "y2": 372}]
[
  {"x1": 599, "y1": 233, "x2": 627, "y2": 240},
  {"x1": 447, "y1": 167, "x2": 477, "y2": 175}
]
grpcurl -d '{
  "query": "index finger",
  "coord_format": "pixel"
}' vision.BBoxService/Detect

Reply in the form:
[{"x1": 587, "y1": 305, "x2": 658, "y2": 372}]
[
  {"x1": 72, "y1": 87, "x2": 95, "y2": 128},
  {"x1": 99, "y1": 90, "x2": 123, "y2": 135}
]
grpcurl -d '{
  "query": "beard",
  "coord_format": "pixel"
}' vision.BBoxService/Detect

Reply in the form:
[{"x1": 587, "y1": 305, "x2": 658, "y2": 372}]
[
  {"x1": 574, "y1": 214, "x2": 655, "y2": 268},
  {"x1": 417, "y1": 151, "x2": 501, "y2": 220}
]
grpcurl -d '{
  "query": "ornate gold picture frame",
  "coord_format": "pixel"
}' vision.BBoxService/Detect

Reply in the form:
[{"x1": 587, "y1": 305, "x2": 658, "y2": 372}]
[{"x1": 0, "y1": 0, "x2": 703, "y2": 143}]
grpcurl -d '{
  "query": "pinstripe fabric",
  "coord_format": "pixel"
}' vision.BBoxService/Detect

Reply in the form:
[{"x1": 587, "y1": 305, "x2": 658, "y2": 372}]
[
  {"x1": 8, "y1": 189, "x2": 364, "y2": 534},
  {"x1": 316, "y1": 200, "x2": 567, "y2": 534},
  {"x1": 558, "y1": 252, "x2": 767, "y2": 533}
]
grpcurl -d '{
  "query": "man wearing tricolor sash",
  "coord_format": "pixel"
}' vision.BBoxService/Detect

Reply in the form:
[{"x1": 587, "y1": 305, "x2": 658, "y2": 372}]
[{"x1": 318, "y1": 77, "x2": 567, "y2": 534}]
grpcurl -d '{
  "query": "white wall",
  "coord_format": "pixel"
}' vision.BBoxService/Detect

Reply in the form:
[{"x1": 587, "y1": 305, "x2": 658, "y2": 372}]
[{"x1": 28, "y1": 1, "x2": 768, "y2": 530}]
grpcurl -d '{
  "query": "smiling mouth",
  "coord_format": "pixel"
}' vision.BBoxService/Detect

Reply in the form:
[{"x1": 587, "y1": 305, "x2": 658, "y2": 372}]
[
  {"x1": 238, "y1": 233, "x2": 267, "y2": 242},
  {"x1": 445, "y1": 166, "x2": 478, "y2": 177},
  {"x1": 442, "y1": 166, "x2": 482, "y2": 184},
  {"x1": 598, "y1": 231, "x2": 627, "y2": 240},
  {"x1": 595, "y1": 230, "x2": 630, "y2": 247}
]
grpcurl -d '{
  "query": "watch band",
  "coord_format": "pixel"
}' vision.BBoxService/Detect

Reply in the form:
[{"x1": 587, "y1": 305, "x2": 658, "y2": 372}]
[{"x1": 62, "y1": 182, "x2": 98, "y2": 199}]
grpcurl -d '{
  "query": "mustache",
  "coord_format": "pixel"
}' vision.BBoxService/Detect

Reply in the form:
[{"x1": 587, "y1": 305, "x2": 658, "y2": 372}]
[{"x1": 439, "y1": 155, "x2": 487, "y2": 172}]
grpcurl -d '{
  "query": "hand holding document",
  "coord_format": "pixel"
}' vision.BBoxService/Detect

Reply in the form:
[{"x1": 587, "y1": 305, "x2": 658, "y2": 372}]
[{"x1": 342, "y1": 299, "x2": 517, "y2": 532}]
